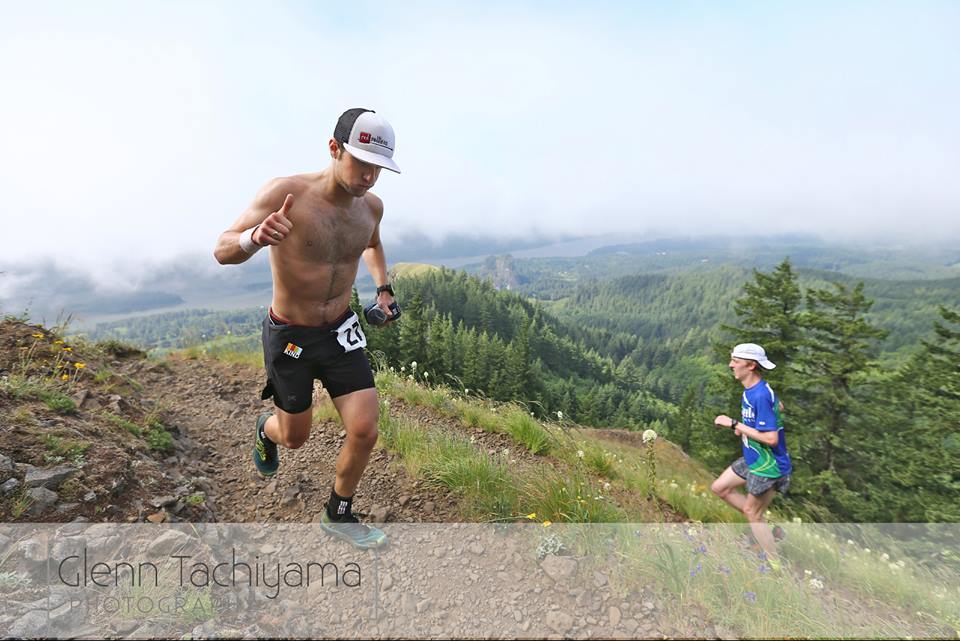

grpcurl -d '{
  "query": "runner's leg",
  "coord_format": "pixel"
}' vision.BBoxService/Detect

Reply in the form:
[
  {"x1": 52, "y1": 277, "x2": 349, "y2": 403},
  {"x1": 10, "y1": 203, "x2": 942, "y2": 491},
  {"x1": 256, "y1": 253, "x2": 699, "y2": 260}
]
[
  {"x1": 330, "y1": 387, "x2": 379, "y2": 496},
  {"x1": 743, "y1": 488, "x2": 778, "y2": 559},
  {"x1": 711, "y1": 466, "x2": 748, "y2": 512},
  {"x1": 264, "y1": 406, "x2": 313, "y2": 449}
]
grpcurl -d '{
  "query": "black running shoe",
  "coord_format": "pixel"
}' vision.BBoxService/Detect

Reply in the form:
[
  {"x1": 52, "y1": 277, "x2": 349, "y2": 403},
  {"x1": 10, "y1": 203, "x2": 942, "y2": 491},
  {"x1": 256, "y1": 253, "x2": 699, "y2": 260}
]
[
  {"x1": 772, "y1": 525, "x2": 786, "y2": 541},
  {"x1": 253, "y1": 412, "x2": 278, "y2": 477}
]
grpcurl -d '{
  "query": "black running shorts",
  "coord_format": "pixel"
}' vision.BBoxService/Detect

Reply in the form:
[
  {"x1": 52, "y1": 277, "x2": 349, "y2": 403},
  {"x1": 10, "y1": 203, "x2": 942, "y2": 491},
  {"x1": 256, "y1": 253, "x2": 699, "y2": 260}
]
[
  {"x1": 260, "y1": 309, "x2": 375, "y2": 414},
  {"x1": 731, "y1": 457, "x2": 791, "y2": 497}
]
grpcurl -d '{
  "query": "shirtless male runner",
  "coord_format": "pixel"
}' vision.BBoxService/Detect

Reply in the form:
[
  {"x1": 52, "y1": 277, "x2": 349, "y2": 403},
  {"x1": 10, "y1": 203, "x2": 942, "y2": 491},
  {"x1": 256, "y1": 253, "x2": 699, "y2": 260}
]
[{"x1": 213, "y1": 108, "x2": 401, "y2": 549}]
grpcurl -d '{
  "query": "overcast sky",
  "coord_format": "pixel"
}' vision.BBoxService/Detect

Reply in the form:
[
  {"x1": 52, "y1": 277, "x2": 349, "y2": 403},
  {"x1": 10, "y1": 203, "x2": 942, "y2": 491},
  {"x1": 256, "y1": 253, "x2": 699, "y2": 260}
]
[{"x1": 1, "y1": 1, "x2": 958, "y2": 281}]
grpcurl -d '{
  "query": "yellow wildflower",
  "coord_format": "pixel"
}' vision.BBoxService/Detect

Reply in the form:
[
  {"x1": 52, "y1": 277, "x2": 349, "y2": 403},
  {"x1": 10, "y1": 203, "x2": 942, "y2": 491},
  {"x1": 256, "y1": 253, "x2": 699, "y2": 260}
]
[
  {"x1": 542, "y1": 520, "x2": 552, "y2": 527},
  {"x1": 61, "y1": 374, "x2": 69, "y2": 381},
  {"x1": 54, "y1": 339, "x2": 64, "y2": 345},
  {"x1": 526, "y1": 513, "x2": 537, "y2": 520},
  {"x1": 74, "y1": 362, "x2": 86, "y2": 369},
  {"x1": 63, "y1": 347, "x2": 72, "y2": 352},
  {"x1": 32, "y1": 333, "x2": 45, "y2": 338}
]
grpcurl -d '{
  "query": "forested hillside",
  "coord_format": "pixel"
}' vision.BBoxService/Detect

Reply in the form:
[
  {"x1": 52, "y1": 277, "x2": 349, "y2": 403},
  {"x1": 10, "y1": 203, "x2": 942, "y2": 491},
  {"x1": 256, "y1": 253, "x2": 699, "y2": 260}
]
[{"x1": 80, "y1": 260, "x2": 960, "y2": 522}]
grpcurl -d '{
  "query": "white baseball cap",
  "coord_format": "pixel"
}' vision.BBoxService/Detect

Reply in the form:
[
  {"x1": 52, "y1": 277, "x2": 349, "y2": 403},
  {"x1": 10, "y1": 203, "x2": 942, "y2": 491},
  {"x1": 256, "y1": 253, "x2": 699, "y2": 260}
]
[
  {"x1": 333, "y1": 108, "x2": 401, "y2": 174},
  {"x1": 731, "y1": 343, "x2": 776, "y2": 370}
]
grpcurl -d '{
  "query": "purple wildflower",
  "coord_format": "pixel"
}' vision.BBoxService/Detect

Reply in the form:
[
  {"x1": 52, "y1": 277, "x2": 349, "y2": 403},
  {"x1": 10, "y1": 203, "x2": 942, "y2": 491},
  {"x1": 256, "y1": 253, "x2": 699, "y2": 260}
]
[
  {"x1": 690, "y1": 562, "x2": 702, "y2": 577},
  {"x1": 758, "y1": 550, "x2": 768, "y2": 561},
  {"x1": 744, "y1": 591, "x2": 757, "y2": 603},
  {"x1": 719, "y1": 565, "x2": 732, "y2": 576},
  {"x1": 696, "y1": 544, "x2": 707, "y2": 555},
  {"x1": 759, "y1": 564, "x2": 769, "y2": 574}
]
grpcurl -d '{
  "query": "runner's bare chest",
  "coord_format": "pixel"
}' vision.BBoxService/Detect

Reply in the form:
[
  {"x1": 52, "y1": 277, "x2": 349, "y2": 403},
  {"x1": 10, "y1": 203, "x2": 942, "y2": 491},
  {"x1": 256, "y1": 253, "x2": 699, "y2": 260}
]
[{"x1": 291, "y1": 198, "x2": 377, "y2": 266}]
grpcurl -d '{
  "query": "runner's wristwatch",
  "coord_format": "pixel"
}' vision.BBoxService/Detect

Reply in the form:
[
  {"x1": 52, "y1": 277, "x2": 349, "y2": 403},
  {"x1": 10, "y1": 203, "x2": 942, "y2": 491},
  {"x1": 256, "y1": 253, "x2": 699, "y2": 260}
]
[{"x1": 376, "y1": 283, "x2": 395, "y2": 296}]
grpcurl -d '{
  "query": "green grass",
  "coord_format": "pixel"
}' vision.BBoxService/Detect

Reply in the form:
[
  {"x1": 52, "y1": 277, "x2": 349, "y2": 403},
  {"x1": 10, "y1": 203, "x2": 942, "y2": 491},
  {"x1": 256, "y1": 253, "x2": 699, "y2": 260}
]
[
  {"x1": 40, "y1": 434, "x2": 89, "y2": 463},
  {"x1": 0, "y1": 373, "x2": 43, "y2": 399},
  {"x1": 41, "y1": 391, "x2": 77, "y2": 415},
  {"x1": 378, "y1": 406, "x2": 622, "y2": 523},
  {"x1": 501, "y1": 409, "x2": 554, "y2": 455},
  {"x1": 103, "y1": 411, "x2": 142, "y2": 436},
  {"x1": 0, "y1": 369, "x2": 79, "y2": 415},
  {"x1": 519, "y1": 467, "x2": 625, "y2": 523},
  {"x1": 8, "y1": 487, "x2": 34, "y2": 520},
  {"x1": 313, "y1": 398, "x2": 341, "y2": 423},
  {"x1": 145, "y1": 427, "x2": 174, "y2": 452}
]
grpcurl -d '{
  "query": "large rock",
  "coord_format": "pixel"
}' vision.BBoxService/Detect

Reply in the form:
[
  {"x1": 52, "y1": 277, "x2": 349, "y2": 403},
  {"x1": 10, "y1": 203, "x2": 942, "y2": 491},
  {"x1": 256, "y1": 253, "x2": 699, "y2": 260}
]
[
  {"x1": 369, "y1": 506, "x2": 390, "y2": 523},
  {"x1": 26, "y1": 487, "x2": 58, "y2": 516},
  {"x1": 0, "y1": 453, "x2": 14, "y2": 475},
  {"x1": 148, "y1": 495, "x2": 177, "y2": 508},
  {"x1": 540, "y1": 555, "x2": 578, "y2": 582},
  {"x1": 24, "y1": 465, "x2": 77, "y2": 490},
  {"x1": 608, "y1": 606, "x2": 622, "y2": 627},
  {"x1": 546, "y1": 610, "x2": 574, "y2": 634},
  {"x1": 1, "y1": 478, "x2": 20, "y2": 495}
]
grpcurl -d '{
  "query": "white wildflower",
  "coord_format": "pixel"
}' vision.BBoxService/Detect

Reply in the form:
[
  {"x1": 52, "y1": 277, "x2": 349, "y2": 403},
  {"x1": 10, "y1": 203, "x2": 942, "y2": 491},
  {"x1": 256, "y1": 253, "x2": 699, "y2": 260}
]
[
  {"x1": 400, "y1": 366, "x2": 406, "y2": 372},
  {"x1": 389, "y1": 366, "x2": 395, "y2": 372},
  {"x1": 557, "y1": 411, "x2": 563, "y2": 420},
  {"x1": 669, "y1": 482, "x2": 679, "y2": 489},
  {"x1": 864, "y1": 548, "x2": 871, "y2": 554},
  {"x1": 641, "y1": 429, "x2": 657, "y2": 443},
  {"x1": 804, "y1": 570, "x2": 812, "y2": 577},
  {"x1": 603, "y1": 482, "x2": 611, "y2": 491},
  {"x1": 847, "y1": 539, "x2": 856, "y2": 546},
  {"x1": 896, "y1": 560, "x2": 905, "y2": 568},
  {"x1": 809, "y1": 578, "x2": 824, "y2": 590},
  {"x1": 577, "y1": 450, "x2": 584, "y2": 459},
  {"x1": 881, "y1": 553, "x2": 889, "y2": 561},
  {"x1": 423, "y1": 371, "x2": 429, "y2": 379},
  {"x1": 411, "y1": 361, "x2": 417, "y2": 369},
  {"x1": 792, "y1": 516, "x2": 802, "y2": 524},
  {"x1": 464, "y1": 388, "x2": 469, "y2": 394}
]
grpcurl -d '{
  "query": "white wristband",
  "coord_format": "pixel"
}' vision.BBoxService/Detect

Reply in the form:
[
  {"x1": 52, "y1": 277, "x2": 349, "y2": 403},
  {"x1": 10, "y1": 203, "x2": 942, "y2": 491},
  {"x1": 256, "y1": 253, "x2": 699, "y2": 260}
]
[{"x1": 239, "y1": 225, "x2": 262, "y2": 255}]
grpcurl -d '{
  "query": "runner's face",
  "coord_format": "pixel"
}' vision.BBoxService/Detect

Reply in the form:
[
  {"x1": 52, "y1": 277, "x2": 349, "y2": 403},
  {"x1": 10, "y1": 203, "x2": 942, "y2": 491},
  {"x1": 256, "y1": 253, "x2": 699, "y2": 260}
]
[
  {"x1": 729, "y1": 358, "x2": 756, "y2": 381},
  {"x1": 337, "y1": 149, "x2": 381, "y2": 197}
]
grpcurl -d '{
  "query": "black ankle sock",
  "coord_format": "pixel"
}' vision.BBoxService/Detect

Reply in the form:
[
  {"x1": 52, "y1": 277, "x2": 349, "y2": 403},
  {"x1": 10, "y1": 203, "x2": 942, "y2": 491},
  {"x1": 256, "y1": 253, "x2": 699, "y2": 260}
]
[
  {"x1": 259, "y1": 416, "x2": 274, "y2": 444},
  {"x1": 327, "y1": 489, "x2": 353, "y2": 521}
]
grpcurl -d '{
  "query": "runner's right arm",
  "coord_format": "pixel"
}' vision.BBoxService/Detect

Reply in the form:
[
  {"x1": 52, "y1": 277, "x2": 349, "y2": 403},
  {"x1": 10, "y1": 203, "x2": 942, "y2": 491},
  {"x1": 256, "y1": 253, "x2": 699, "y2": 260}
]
[{"x1": 214, "y1": 179, "x2": 296, "y2": 265}]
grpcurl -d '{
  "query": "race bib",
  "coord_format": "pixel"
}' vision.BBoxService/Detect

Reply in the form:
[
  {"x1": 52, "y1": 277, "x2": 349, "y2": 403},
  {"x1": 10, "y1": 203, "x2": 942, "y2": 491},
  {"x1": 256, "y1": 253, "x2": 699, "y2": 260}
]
[{"x1": 335, "y1": 312, "x2": 367, "y2": 353}]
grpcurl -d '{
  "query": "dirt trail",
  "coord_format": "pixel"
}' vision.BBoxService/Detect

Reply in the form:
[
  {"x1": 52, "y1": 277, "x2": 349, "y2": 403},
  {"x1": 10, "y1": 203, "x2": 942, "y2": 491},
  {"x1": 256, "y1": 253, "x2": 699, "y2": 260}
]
[{"x1": 123, "y1": 356, "x2": 460, "y2": 524}]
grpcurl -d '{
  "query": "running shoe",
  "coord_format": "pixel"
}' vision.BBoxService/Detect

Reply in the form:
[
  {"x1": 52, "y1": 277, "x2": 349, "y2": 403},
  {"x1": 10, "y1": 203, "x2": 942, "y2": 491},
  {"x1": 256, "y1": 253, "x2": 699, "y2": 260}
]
[
  {"x1": 320, "y1": 506, "x2": 388, "y2": 549},
  {"x1": 253, "y1": 412, "x2": 279, "y2": 477}
]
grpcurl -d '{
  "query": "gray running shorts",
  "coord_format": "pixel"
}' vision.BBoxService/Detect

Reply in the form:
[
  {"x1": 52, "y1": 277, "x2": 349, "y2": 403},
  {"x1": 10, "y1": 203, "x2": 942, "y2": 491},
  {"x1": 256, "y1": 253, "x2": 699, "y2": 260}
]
[{"x1": 731, "y1": 457, "x2": 791, "y2": 497}]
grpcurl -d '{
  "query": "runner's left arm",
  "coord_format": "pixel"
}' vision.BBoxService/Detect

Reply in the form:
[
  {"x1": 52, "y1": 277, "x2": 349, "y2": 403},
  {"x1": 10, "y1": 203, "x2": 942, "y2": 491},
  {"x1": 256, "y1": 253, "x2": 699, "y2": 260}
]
[{"x1": 361, "y1": 196, "x2": 397, "y2": 318}]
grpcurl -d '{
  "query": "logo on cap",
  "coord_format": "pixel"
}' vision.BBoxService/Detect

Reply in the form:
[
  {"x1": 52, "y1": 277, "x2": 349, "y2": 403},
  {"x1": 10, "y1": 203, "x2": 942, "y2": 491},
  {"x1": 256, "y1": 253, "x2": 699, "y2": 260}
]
[{"x1": 359, "y1": 132, "x2": 371, "y2": 143}]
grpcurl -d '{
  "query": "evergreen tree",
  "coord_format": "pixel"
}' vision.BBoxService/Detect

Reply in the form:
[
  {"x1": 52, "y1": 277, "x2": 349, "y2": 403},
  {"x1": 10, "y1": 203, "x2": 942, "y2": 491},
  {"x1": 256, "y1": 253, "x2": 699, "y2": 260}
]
[
  {"x1": 720, "y1": 258, "x2": 803, "y2": 391},
  {"x1": 791, "y1": 281, "x2": 887, "y2": 516}
]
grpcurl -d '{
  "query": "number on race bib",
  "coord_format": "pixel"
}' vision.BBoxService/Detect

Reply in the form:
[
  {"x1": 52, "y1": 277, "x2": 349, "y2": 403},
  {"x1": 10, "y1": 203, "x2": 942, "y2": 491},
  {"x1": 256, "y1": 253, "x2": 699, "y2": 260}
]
[{"x1": 335, "y1": 313, "x2": 367, "y2": 353}]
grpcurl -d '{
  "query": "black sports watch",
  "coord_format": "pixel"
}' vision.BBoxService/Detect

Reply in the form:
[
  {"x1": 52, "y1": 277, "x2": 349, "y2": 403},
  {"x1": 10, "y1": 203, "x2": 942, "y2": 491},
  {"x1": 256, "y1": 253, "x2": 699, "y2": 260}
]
[{"x1": 376, "y1": 283, "x2": 395, "y2": 297}]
